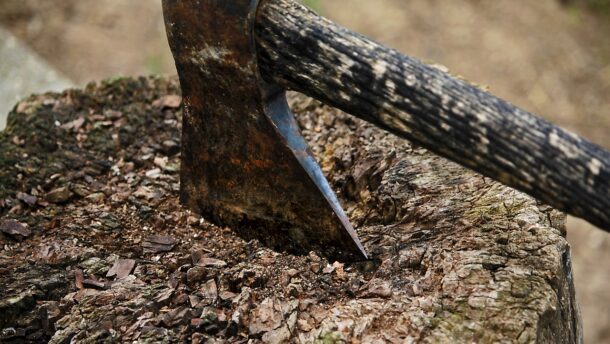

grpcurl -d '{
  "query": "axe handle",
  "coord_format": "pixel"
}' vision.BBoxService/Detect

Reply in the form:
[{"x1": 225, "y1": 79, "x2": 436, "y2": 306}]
[{"x1": 255, "y1": 0, "x2": 610, "y2": 231}]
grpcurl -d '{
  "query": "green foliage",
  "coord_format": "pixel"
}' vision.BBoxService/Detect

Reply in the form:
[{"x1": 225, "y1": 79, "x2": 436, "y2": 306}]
[
  {"x1": 301, "y1": 0, "x2": 321, "y2": 12},
  {"x1": 585, "y1": 0, "x2": 610, "y2": 13},
  {"x1": 145, "y1": 55, "x2": 163, "y2": 75},
  {"x1": 568, "y1": 0, "x2": 610, "y2": 16},
  {"x1": 318, "y1": 332, "x2": 344, "y2": 343}
]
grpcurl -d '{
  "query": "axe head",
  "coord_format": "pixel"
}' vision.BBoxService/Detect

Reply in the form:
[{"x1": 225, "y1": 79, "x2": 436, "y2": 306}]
[{"x1": 162, "y1": 0, "x2": 367, "y2": 260}]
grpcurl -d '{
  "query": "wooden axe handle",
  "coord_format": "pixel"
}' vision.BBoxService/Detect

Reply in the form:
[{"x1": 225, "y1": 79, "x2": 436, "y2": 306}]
[{"x1": 255, "y1": 0, "x2": 610, "y2": 231}]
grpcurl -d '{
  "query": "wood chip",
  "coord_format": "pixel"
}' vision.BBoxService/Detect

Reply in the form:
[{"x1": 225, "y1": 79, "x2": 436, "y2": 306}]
[
  {"x1": 333, "y1": 262, "x2": 347, "y2": 280},
  {"x1": 248, "y1": 297, "x2": 284, "y2": 335},
  {"x1": 196, "y1": 257, "x2": 227, "y2": 268},
  {"x1": 360, "y1": 279, "x2": 392, "y2": 299},
  {"x1": 153, "y1": 95, "x2": 182, "y2": 109},
  {"x1": 82, "y1": 279, "x2": 108, "y2": 290},
  {"x1": 219, "y1": 291, "x2": 237, "y2": 302},
  {"x1": 46, "y1": 187, "x2": 73, "y2": 204},
  {"x1": 161, "y1": 306, "x2": 192, "y2": 327},
  {"x1": 107, "y1": 259, "x2": 136, "y2": 279},
  {"x1": 74, "y1": 268, "x2": 84, "y2": 291},
  {"x1": 60, "y1": 116, "x2": 86, "y2": 131},
  {"x1": 322, "y1": 264, "x2": 335, "y2": 274},
  {"x1": 16, "y1": 192, "x2": 37, "y2": 206},
  {"x1": 143, "y1": 235, "x2": 176, "y2": 253},
  {"x1": 201, "y1": 279, "x2": 218, "y2": 304},
  {"x1": 154, "y1": 156, "x2": 168, "y2": 168},
  {"x1": 0, "y1": 219, "x2": 31, "y2": 241},
  {"x1": 155, "y1": 288, "x2": 175, "y2": 306}
]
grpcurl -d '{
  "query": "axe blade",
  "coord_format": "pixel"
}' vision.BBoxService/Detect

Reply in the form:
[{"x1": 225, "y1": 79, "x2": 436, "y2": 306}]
[{"x1": 162, "y1": 0, "x2": 367, "y2": 260}]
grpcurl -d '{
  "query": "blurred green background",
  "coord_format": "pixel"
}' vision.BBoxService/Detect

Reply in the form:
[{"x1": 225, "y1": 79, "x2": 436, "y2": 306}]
[{"x1": 0, "y1": 0, "x2": 608, "y2": 341}]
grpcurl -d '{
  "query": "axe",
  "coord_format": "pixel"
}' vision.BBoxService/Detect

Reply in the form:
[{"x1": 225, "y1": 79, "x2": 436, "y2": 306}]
[{"x1": 162, "y1": 0, "x2": 610, "y2": 261}]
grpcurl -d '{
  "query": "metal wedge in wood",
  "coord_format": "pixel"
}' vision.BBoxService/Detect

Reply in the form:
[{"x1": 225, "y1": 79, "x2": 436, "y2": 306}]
[{"x1": 162, "y1": 0, "x2": 367, "y2": 261}]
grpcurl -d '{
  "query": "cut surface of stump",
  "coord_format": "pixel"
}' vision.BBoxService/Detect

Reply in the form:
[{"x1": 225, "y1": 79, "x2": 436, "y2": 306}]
[{"x1": 0, "y1": 77, "x2": 581, "y2": 343}]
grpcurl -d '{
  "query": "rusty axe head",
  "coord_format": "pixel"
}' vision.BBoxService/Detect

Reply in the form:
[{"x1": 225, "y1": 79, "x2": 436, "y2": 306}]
[{"x1": 162, "y1": 0, "x2": 367, "y2": 260}]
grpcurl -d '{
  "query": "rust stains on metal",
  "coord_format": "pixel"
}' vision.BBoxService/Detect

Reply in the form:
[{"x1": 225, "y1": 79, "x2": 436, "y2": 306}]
[{"x1": 162, "y1": 0, "x2": 367, "y2": 260}]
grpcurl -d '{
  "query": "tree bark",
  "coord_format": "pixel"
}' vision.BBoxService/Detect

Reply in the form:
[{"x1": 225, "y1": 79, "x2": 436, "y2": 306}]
[
  {"x1": 255, "y1": 0, "x2": 610, "y2": 232},
  {"x1": 0, "y1": 77, "x2": 581, "y2": 343}
]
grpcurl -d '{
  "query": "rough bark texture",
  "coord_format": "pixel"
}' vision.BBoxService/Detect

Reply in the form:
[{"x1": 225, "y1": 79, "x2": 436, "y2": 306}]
[
  {"x1": 255, "y1": 0, "x2": 610, "y2": 232},
  {"x1": 0, "y1": 77, "x2": 581, "y2": 343}
]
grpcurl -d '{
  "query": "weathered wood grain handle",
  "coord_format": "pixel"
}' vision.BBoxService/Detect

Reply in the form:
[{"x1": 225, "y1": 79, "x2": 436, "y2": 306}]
[{"x1": 255, "y1": 0, "x2": 610, "y2": 231}]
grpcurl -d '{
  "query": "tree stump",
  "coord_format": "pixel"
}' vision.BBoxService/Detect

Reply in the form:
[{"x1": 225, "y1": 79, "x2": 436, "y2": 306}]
[{"x1": 0, "y1": 77, "x2": 582, "y2": 343}]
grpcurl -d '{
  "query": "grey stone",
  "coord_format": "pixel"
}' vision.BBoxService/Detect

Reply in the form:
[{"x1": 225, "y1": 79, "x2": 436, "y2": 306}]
[{"x1": 0, "y1": 27, "x2": 72, "y2": 130}]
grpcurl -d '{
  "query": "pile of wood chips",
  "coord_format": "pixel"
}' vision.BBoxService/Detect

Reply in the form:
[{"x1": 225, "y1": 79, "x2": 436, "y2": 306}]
[{"x1": 0, "y1": 77, "x2": 579, "y2": 343}]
